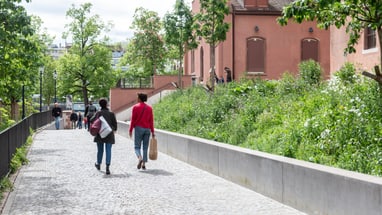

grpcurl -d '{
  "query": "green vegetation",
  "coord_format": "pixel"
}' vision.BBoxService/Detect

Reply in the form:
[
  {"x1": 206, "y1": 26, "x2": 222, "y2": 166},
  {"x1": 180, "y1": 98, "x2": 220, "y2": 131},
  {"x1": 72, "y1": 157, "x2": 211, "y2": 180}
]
[
  {"x1": 0, "y1": 132, "x2": 33, "y2": 201},
  {"x1": 154, "y1": 61, "x2": 382, "y2": 176}
]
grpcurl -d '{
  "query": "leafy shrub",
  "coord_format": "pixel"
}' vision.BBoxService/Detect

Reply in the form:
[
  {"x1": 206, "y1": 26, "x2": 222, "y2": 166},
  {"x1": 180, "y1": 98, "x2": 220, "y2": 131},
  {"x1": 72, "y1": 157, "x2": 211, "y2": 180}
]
[
  {"x1": 299, "y1": 60, "x2": 322, "y2": 86},
  {"x1": 276, "y1": 72, "x2": 308, "y2": 95},
  {"x1": 153, "y1": 64, "x2": 382, "y2": 176},
  {"x1": 334, "y1": 62, "x2": 357, "y2": 85},
  {"x1": 1, "y1": 133, "x2": 33, "y2": 201}
]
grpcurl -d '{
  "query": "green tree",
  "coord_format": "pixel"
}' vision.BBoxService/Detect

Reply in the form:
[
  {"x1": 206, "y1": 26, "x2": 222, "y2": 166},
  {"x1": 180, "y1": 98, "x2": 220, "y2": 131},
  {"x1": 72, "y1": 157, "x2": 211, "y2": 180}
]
[
  {"x1": 30, "y1": 15, "x2": 57, "y2": 109},
  {"x1": 0, "y1": 0, "x2": 44, "y2": 120},
  {"x1": 40, "y1": 56, "x2": 57, "y2": 107},
  {"x1": 277, "y1": 0, "x2": 382, "y2": 86},
  {"x1": 62, "y1": 3, "x2": 114, "y2": 105},
  {"x1": 193, "y1": 0, "x2": 230, "y2": 91},
  {"x1": 163, "y1": 0, "x2": 197, "y2": 89},
  {"x1": 127, "y1": 7, "x2": 165, "y2": 77}
]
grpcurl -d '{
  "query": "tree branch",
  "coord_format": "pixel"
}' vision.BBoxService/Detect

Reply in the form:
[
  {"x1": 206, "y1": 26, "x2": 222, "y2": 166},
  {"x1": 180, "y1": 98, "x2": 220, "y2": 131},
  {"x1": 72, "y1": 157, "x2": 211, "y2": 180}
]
[{"x1": 362, "y1": 71, "x2": 382, "y2": 84}]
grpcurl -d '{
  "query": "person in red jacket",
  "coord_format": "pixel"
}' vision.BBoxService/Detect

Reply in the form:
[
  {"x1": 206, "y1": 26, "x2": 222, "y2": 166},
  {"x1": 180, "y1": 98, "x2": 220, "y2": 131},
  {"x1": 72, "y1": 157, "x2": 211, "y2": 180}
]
[{"x1": 129, "y1": 93, "x2": 155, "y2": 170}]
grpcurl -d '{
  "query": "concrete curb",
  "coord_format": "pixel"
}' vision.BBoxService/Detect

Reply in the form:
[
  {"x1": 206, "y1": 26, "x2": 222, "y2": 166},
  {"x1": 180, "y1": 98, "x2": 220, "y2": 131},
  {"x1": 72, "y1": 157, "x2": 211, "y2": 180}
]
[{"x1": 117, "y1": 121, "x2": 382, "y2": 215}]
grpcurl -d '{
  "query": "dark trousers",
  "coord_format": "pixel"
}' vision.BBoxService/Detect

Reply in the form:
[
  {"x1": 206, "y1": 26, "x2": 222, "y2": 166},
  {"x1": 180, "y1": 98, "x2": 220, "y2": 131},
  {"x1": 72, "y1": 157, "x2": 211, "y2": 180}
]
[{"x1": 87, "y1": 117, "x2": 91, "y2": 131}]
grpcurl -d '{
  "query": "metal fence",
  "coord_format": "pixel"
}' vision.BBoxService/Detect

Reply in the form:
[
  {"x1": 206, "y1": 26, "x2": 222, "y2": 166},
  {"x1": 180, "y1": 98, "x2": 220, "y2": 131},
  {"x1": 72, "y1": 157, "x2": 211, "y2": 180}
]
[{"x1": 0, "y1": 111, "x2": 52, "y2": 178}]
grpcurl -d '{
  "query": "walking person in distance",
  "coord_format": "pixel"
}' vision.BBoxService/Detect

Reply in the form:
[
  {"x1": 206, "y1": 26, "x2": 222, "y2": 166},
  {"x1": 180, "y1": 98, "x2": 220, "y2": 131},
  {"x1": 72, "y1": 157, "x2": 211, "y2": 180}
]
[
  {"x1": 77, "y1": 112, "x2": 83, "y2": 129},
  {"x1": 94, "y1": 99, "x2": 117, "y2": 175},
  {"x1": 85, "y1": 101, "x2": 97, "y2": 131},
  {"x1": 129, "y1": 93, "x2": 155, "y2": 170},
  {"x1": 51, "y1": 102, "x2": 62, "y2": 130},
  {"x1": 70, "y1": 110, "x2": 78, "y2": 129}
]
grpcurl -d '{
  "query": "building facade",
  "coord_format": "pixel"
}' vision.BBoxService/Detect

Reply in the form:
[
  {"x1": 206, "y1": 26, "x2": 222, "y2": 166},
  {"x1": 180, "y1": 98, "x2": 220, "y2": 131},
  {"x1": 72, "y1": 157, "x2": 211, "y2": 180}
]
[
  {"x1": 184, "y1": 0, "x2": 331, "y2": 84},
  {"x1": 185, "y1": 0, "x2": 381, "y2": 83},
  {"x1": 330, "y1": 25, "x2": 380, "y2": 73}
]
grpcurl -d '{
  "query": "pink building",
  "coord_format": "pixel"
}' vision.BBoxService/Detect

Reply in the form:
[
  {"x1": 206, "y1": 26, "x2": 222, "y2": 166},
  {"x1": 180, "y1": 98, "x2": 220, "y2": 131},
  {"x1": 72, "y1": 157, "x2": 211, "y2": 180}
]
[
  {"x1": 184, "y1": 0, "x2": 331, "y2": 83},
  {"x1": 330, "y1": 25, "x2": 380, "y2": 73},
  {"x1": 185, "y1": 0, "x2": 380, "y2": 82}
]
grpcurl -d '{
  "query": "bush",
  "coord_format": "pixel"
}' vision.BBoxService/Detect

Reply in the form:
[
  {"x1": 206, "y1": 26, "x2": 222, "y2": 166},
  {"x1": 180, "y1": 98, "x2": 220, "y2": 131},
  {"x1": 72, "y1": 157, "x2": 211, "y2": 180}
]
[
  {"x1": 334, "y1": 62, "x2": 357, "y2": 85},
  {"x1": 299, "y1": 60, "x2": 322, "y2": 86},
  {"x1": 153, "y1": 63, "x2": 382, "y2": 176}
]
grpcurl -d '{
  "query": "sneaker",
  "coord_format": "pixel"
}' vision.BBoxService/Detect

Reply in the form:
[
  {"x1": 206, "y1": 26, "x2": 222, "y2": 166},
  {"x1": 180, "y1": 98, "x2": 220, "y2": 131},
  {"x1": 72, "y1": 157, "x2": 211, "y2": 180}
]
[
  {"x1": 137, "y1": 160, "x2": 143, "y2": 169},
  {"x1": 95, "y1": 163, "x2": 100, "y2": 170},
  {"x1": 106, "y1": 165, "x2": 110, "y2": 175}
]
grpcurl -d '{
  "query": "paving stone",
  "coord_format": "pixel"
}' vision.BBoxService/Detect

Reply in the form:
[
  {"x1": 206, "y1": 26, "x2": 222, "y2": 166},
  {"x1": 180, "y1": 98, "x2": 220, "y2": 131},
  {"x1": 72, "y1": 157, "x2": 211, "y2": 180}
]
[{"x1": 2, "y1": 129, "x2": 306, "y2": 215}]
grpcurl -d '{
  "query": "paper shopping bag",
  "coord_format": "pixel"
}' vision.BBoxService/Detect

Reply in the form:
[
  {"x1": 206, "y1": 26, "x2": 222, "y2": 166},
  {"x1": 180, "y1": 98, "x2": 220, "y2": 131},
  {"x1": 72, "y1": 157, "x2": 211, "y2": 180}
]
[{"x1": 149, "y1": 137, "x2": 158, "y2": 160}]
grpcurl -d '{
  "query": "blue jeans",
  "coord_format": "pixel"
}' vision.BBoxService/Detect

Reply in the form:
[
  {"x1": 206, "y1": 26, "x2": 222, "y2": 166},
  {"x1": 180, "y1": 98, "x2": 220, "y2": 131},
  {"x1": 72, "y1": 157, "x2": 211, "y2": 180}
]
[
  {"x1": 96, "y1": 143, "x2": 112, "y2": 165},
  {"x1": 54, "y1": 117, "x2": 61, "y2": 130},
  {"x1": 134, "y1": 126, "x2": 151, "y2": 162}
]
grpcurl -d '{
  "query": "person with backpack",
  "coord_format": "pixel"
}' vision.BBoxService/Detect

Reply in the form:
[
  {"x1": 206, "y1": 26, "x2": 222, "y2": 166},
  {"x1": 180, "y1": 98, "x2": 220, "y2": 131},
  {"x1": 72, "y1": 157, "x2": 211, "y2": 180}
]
[
  {"x1": 85, "y1": 101, "x2": 97, "y2": 131},
  {"x1": 93, "y1": 98, "x2": 117, "y2": 175}
]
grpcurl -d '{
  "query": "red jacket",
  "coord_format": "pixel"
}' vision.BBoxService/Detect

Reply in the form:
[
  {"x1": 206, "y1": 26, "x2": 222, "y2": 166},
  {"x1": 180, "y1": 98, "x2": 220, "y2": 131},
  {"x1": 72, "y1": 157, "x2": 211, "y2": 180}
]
[{"x1": 129, "y1": 102, "x2": 154, "y2": 134}]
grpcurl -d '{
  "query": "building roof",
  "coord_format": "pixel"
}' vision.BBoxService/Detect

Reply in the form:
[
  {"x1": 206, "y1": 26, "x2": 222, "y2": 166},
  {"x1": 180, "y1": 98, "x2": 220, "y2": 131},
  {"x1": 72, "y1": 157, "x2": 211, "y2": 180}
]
[{"x1": 231, "y1": 0, "x2": 294, "y2": 14}]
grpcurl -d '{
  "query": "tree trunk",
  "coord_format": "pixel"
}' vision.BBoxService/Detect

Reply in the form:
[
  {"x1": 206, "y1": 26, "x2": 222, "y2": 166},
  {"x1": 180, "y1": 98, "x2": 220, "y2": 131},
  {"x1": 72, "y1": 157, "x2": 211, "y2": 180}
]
[
  {"x1": 83, "y1": 79, "x2": 89, "y2": 106},
  {"x1": 379, "y1": 27, "x2": 382, "y2": 71},
  {"x1": 210, "y1": 45, "x2": 216, "y2": 91},
  {"x1": 11, "y1": 100, "x2": 18, "y2": 121},
  {"x1": 178, "y1": 42, "x2": 183, "y2": 89}
]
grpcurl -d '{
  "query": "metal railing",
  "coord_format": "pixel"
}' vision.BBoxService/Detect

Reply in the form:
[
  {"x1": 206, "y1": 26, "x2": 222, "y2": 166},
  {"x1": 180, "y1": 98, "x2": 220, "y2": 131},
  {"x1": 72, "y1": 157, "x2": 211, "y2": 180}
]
[
  {"x1": 113, "y1": 82, "x2": 175, "y2": 114},
  {"x1": 0, "y1": 111, "x2": 52, "y2": 178},
  {"x1": 117, "y1": 77, "x2": 153, "y2": 89}
]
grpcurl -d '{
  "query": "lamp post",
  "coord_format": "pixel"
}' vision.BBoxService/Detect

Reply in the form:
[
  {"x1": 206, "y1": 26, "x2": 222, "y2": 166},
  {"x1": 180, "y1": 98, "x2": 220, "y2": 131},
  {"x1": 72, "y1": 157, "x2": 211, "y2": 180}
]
[
  {"x1": 39, "y1": 67, "x2": 44, "y2": 112},
  {"x1": 53, "y1": 70, "x2": 57, "y2": 102}
]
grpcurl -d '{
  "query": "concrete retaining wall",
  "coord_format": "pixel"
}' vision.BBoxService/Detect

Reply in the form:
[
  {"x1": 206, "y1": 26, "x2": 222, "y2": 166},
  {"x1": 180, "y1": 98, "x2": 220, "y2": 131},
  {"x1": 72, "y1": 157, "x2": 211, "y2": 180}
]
[{"x1": 117, "y1": 121, "x2": 382, "y2": 215}]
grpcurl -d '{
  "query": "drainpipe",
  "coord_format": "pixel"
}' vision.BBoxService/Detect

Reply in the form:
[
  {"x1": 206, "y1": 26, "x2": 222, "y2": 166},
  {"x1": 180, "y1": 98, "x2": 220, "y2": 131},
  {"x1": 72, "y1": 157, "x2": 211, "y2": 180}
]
[{"x1": 231, "y1": 3, "x2": 235, "y2": 81}]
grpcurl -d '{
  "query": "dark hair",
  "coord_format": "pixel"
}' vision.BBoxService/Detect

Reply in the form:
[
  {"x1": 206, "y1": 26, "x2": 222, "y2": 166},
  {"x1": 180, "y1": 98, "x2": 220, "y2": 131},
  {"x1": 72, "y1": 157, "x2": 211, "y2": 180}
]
[
  {"x1": 99, "y1": 98, "x2": 108, "y2": 109},
  {"x1": 137, "y1": 93, "x2": 147, "y2": 102}
]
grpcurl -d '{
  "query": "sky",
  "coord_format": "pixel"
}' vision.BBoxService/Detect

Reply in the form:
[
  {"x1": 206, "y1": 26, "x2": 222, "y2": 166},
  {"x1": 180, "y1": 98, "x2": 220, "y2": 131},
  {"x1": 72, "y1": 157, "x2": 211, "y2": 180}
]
[{"x1": 22, "y1": 0, "x2": 192, "y2": 45}]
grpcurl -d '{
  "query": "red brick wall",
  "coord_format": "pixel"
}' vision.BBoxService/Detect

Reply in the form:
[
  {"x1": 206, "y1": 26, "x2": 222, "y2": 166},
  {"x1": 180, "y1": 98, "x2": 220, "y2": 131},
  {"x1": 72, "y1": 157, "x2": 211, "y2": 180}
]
[{"x1": 110, "y1": 75, "x2": 192, "y2": 113}]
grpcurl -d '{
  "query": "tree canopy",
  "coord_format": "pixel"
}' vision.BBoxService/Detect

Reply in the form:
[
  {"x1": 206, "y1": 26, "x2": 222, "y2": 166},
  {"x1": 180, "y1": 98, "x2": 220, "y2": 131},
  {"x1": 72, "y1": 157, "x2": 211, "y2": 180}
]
[
  {"x1": 0, "y1": 0, "x2": 46, "y2": 119},
  {"x1": 193, "y1": 0, "x2": 230, "y2": 91},
  {"x1": 62, "y1": 3, "x2": 115, "y2": 105},
  {"x1": 125, "y1": 7, "x2": 166, "y2": 77},
  {"x1": 163, "y1": 0, "x2": 197, "y2": 88}
]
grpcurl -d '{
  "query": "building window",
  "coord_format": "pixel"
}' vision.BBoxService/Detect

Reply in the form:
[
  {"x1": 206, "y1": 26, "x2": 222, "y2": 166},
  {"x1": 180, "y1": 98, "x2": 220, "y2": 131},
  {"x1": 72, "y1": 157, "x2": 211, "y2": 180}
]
[
  {"x1": 244, "y1": 0, "x2": 268, "y2": 8},
  {"x1": 247, "y1": 37, "x2": 265, "y2": 73},
  {"x1": 301, "y1": 38, "x2": 319, "y2": 61},
  {"x1": 364, "y1": 27, "x2": 376, "y2": 50}
]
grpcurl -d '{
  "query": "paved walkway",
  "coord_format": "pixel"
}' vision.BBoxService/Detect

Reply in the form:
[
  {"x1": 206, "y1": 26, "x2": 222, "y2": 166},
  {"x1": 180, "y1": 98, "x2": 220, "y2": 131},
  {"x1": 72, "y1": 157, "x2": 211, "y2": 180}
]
[{"x1": 2, "y1": 129, "x2": 306, "y2": 215}]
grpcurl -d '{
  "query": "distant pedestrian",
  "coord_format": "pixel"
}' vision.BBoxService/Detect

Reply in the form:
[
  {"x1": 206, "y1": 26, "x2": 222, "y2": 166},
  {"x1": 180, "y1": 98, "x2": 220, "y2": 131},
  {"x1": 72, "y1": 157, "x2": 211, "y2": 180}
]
[
  {"x1": 84, "y1": 117, "x2": 88, "y2": 130},
  {"x1": 129, "y1": 93, "x2": 155, "y2": 170},
  {"x1": 51, "y1": 102, "x2": 62, "y2": 130},
  {"x1": 85, "y1": 101, "x2": 97, "y2": 131},
  {"x1": 77, "y1": 112, "x2": 83, "y2": 129},
  {"x1": 224, "y1": 67, "x2": 232, "y2": 83},
  {"x1": 94, "y1": 98, "x2": 117, "y2": 175},
  {"x1": 70, "y1": 110, "x2": 78, "y2": 129}
]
